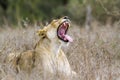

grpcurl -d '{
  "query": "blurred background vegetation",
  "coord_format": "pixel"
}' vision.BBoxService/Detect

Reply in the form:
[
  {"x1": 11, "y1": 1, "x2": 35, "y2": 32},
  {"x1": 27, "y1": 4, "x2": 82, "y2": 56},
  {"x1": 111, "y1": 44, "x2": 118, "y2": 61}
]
[{"x1": 0, "y1": 0, "x2": 120, "y2": 26}]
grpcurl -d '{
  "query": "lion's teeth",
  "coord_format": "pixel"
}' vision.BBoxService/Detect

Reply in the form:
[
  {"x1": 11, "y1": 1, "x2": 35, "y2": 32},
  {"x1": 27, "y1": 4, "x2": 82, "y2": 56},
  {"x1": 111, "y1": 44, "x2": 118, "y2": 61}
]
[
  {"x1": 63, "y1": 23, "x2": 66, "y2": 26},
  {"x1": 66, "y1": 22, "x2": 68, "y2": 24}
]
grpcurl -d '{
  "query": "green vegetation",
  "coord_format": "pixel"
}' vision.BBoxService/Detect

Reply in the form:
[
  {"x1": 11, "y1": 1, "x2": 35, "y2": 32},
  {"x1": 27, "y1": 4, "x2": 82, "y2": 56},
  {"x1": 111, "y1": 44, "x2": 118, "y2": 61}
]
[{"x1": 0, "y1": 0, "x2": 120, "y2": 25}]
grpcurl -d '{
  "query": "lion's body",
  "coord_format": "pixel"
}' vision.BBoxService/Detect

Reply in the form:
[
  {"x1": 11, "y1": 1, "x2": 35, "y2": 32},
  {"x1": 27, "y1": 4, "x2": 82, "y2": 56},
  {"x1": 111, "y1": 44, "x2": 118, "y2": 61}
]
[{"x1": 7, "y1": 17, "x2": 76, "y2": 79}]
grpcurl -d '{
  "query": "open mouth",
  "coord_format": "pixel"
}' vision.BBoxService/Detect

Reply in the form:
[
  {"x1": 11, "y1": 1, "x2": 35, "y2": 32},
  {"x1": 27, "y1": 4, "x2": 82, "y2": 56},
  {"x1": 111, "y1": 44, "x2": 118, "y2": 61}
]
[{"x1": 57, "y1": 21, "x2": 73, "y2": 42}]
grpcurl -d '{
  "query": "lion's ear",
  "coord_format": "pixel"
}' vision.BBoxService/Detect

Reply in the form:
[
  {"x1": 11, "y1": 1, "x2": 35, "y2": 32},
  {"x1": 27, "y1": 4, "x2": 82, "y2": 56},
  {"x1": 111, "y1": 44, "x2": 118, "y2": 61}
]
[{"x1": 37, "y1": 27, "x2": 47, "y2": 37}]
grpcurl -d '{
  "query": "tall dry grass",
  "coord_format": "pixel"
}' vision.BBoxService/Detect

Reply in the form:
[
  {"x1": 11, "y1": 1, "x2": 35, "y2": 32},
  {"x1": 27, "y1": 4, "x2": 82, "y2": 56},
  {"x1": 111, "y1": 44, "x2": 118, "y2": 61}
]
[{"x1": 0, "y1": 22, "x2": 120, "y2": 80}]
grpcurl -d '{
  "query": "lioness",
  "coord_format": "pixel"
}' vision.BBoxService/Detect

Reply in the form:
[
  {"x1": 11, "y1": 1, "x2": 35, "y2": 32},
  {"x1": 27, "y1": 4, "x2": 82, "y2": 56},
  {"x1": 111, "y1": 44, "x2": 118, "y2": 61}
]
[{"x1": 7, "y1": 16, "x2": 76, "y2": 79}]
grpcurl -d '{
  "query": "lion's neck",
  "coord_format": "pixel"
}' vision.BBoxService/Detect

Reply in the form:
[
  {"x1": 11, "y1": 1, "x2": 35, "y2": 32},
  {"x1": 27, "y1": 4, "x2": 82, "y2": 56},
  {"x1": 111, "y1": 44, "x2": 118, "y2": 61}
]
[
  {"x1": 51, "y1": 40, "x2": 62, "y2": 54},
  {"x1": 35, "y1": 38, "x2": 62, "y2": 55}
]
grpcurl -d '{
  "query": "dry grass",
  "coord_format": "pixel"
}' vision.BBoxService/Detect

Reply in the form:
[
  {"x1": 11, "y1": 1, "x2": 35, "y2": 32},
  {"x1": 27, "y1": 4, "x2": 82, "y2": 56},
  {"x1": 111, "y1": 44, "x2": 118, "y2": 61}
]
[{"x1": 0, "y1": 22, "x2": 120, "y2": 80}]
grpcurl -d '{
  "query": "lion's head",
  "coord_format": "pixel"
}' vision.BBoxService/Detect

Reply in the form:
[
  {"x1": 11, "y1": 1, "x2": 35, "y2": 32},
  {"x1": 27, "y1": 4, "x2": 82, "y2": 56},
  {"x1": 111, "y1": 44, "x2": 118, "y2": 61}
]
[{"x1": 37, "y1": 16, "x2": 73, "y2": 43}]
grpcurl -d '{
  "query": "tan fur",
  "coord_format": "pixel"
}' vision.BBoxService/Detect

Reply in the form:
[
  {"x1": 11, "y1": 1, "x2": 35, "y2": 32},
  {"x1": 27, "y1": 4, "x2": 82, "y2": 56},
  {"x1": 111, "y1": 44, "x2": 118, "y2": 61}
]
[{"x1": 7, "y1": 17, "x2": 76, "y2": 78}]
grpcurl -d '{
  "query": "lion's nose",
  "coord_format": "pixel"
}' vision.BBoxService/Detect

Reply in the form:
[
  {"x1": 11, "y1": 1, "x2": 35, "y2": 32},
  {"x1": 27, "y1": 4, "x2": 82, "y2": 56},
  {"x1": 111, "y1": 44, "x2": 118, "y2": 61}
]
[{"x1": 63, "y1": 16, "x2": 69, "y2": 19}]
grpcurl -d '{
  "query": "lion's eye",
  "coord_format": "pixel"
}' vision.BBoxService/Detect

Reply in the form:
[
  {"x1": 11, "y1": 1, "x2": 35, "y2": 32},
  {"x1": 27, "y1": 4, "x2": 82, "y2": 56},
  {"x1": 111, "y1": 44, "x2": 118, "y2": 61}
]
[{"x1": 41, "y1": 33, "x2": 44, "y2": 35}]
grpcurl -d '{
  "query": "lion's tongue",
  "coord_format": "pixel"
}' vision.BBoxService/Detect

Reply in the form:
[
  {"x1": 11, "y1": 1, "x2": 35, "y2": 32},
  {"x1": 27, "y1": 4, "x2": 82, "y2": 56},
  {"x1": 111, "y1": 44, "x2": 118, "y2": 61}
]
[
  {"x1": 60, "y1": 28, "x2": 73, "y2": 42},
  {"x1": 64, "y1": 35, "x2": 73, "y2": 42}
]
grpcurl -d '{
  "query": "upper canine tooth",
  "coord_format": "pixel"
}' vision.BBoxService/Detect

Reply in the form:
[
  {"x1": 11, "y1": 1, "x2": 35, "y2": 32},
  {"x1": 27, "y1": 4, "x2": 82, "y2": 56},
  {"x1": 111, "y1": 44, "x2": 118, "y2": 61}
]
[{"x1": 63, "y1": 23, "x2": 66, "y2": 26}]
